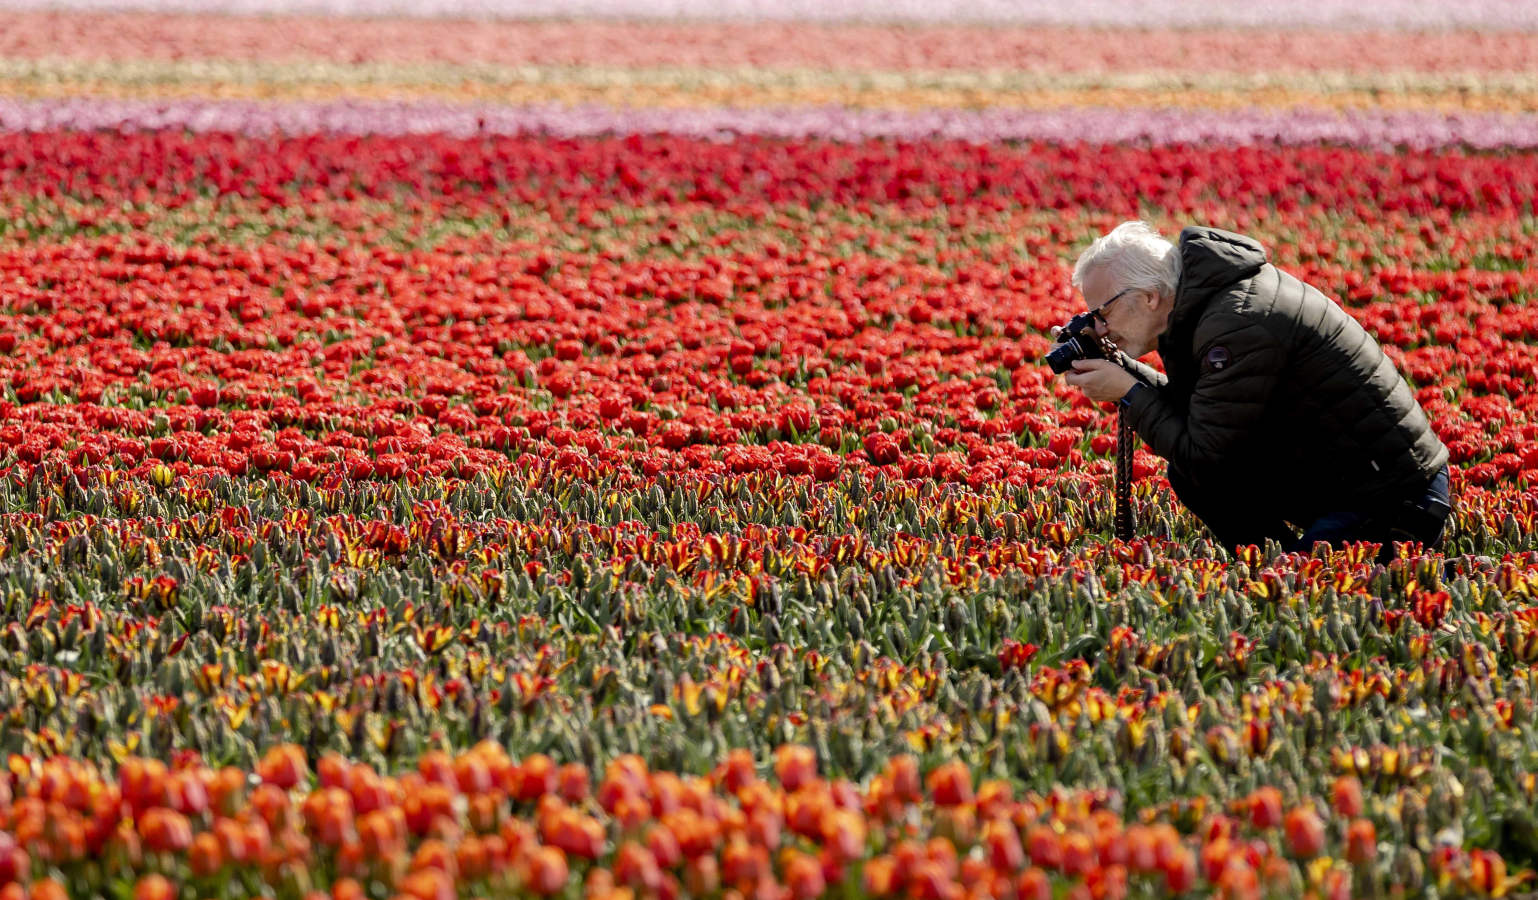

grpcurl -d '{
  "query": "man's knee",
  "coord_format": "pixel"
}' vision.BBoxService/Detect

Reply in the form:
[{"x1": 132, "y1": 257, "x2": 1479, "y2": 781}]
[{"x1": 1164, "y1": 466, "x2": 1291, "y2": 550}]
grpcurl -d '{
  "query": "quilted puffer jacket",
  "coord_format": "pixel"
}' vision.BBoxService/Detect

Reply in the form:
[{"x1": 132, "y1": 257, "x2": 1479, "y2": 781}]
[{"x1": 1118, "y1": 226, "x2": 1448, "y2": 524}]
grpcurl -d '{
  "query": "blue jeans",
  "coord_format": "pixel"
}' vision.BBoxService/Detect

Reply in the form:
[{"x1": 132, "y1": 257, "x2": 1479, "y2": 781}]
[
  {"x1": 1287, "y1": 465, "x2": 1451, "y2": 560},
  {"x1": 1169, "y1": 464, "x2": 1452, "y2": 561}
]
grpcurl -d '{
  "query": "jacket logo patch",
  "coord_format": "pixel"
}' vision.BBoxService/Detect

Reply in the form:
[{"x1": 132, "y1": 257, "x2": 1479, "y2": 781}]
[{"x1": 1204, "y1": 346, "x2": 1231, "y2": 371}]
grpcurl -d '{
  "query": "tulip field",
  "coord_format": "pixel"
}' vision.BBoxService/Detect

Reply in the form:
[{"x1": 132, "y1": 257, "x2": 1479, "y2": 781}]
[{"x1": 2, "y1": 2, "x2": 1538, "y2": 899}]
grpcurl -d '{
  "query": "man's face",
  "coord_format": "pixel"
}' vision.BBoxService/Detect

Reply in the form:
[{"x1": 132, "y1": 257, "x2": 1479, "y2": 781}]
[{"x1": 1080, "y1": 269, "x2": 1163, "y2": 359}]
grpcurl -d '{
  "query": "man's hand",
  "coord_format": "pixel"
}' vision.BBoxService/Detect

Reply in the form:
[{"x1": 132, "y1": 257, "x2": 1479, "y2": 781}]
[{"x1": 1064, "y1": 359, "x2": 1137, "y2": 403}]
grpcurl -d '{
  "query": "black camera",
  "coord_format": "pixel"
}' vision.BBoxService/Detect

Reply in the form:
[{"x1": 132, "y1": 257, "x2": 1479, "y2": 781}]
[{"x1": 1045, "y1": 311, "x2": 1116, "y2": 374}]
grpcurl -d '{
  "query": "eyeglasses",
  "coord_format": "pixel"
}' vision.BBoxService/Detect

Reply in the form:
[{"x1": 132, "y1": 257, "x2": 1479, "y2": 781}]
[{"x1": 1090, "y1": 287, "x2": 1138, "y2": 325}]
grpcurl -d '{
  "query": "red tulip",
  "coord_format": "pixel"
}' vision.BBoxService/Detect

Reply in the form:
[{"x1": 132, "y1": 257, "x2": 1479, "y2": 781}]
[
  {"x1": 925, "y1": 761, "x2": 973, "y2": 807},
  {"x1": 257, "y1": 744, "x2": 308, "y2": 790},
  {"x1": 524, "y1": 846, "x2": 569, "y2": 896},
  {"x1": 1284, "y1": 807, "x2": 1326, "y2": 859},
  {"x1": 1331, "y1": 776, "x2": 1364, "y2": 818},
  {"x1": 1345, "y1": 819, "x2": 1377, "y2": 866},
  {"x1": 132, "y1": 874, "x2": 175, "y2": 900},
  {"x1": 783, "y1": 850, "x2": 826, "y2": 900},
  {"x1": 773, "y1": 745, "x2": 817, "y2": 792}
]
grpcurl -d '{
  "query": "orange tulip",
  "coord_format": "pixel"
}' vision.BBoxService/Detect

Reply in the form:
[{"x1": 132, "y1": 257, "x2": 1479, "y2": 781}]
[
  {"x1": 209, "y1": 767, "x2": 247, "y2": 817},
  {"x1": 887, "y1": 755, "x2": 921, "y2": 804},
  {"x1": 982, "y1": 820, "x2": 1024, "y2": 872},
  {"x1": 543, "y1": 808, "x2": 605, "y2": 860},
  {"x1": 336, "y1": 839, "x2": 367, "y2": 879},
  {"x1": 925, "y1": 761, "x2": 974, "y2": 807},
  {"x1": 783, "y1": 849, "x2": 826, "y2": 900},
  {"x1": 410, "y1": 839, "x2": 456, "y2": 876},
  {"x1": 614, "y1": 841, "x2": 662, "y2": 892},
  {"x1": 397, "y1": 867, "x2": 453, "y2": 900},
  {"x1": 1150, "y1": 823, "x2": 1182, "y2": 870},
  {"x1": 1090, "y1": 864, "x2": 1129, "y2": 900},
  {"x1": 786, "y1": 787, "x2": 827, "y2": 841},
  {"x1": 139, "y1": 807, "x2": 193, "y2": 854},
  {"x1": 924, "y1": 838, "x2": 959, "y2": 880},
  {"x1": 1162, "y1": 846, "x2": 1197, "y2": 894},
  {"x1": 316, "y1": 754, "x2": 352, "y2": 792},
  {"x1": 773, "y1": 746, "x2": 817, "y2": 792},
  {"x1": 959, "y1": 855, "x2": 991, "y2": 889},
  {"x1": 1217, "y1": 859, "x2": 1260, "y2": 900},
  {"x1": 189, "y1": 831, "x2": 224, "y2": 877},
  {"x1": 358, "y1": 809, "x2": 404, "y2": 860},
  {"x1": 513, "y1": 754, "x2": 557, "y2": 802},
  {"x1": 257, "y1": 744, "x2": 308, "y2": 791},
  {"x1": 1468, "y1": 849, "x2": 1508, "y2": 896},
  {"x1": 1201, "y1": 837, "x2": 1233, "y2": 884},
  {"x1": 1284, "y1": 807, "x2": 1326, "y2": 859},
  {"x1": 132, "y1": 874, "x2": 175, "y2": 900},
  {"x1": 685, "y1": 855, "x2": 721, "y2": 896},
  {"x1": 646, "y1": 823, "x2": 683, "y2": 869},
  {"x1": 251, "y1": 783, "x2": 293, "y2": 832},
  {"x1": 1024, "y1": 826, "x2": 1061, "y2": 870},
  {"x1": 819, "y1": 808, "x2": 866, "y2": 864},
  {"x1": 1331, "y1": 776, "x2": 1364, "y2": 818},
  {"x1": 743, "y1": 807, "x2": 781, "y2": 853},
  {"x1": 417, "y1": 752, "x2": 456, "y2": 789},
  {"x1": 556, "y1": 764, "x2": 589, "y2": 803},
  {"x1": 1345, "y1": 819, "x2": 1377, "y2": 866},
  {"x1": 1319, "y1": 868, "x2": 1352, "y2": 900},
  {"x1": 1093, "y1": 826, "x2": 1128, "y2": 870},
  {"x1": 1248, "y1": 787, "x2": 1284, "y2": 830},
  {"x1": 906, "y1": 860, "x2": 958, "y2": 900},
  {"x1": 404, "y1": 783, "x2": 456, "y2": 837},
  {"x1": 975, "y1": 780, "x2": 1014, "y2": 821},
  {"x1": 458, "y1": 792, "x2": 494, "y2": 835},
  {"x1": 1017, "y1": 868, "x2": 1052, "y2": 900},
  {"x1": 46, "y1": 815, "x2": 87, "y2": 863},
  {"x1": 861, "y1": 855, "x2": 898, "y2": 896},
  {"x1": 168, "y1": 770, "x2": 209, "y2": 817},
  {"x1": 1124, "y1": 825, "x2": 1158, "y2": 874},
  {"x1": 322, "y1": 797, "x2": 360, "y2": 847},
  {"x1": 525, "y1": 846, "x2": 569, "y2": 896},
  {"x1": 455, "y1": 835, "x2": 490, "y2": 882},
  {"x1": 29, "y1": 880, "x2": 68, "y2": 900},
  {"x1": 722, "y1": 838, "x2": 770, "y2": 888},
  {"x1": 120, "y1": 758, "x2": 170, "y2": 813},
  {"x1": 1061, "y1": 831, "x2": 1095, "y2": 878},
  {"x1": 715, "y1": 749, "x2": 757, "y2": 795}
]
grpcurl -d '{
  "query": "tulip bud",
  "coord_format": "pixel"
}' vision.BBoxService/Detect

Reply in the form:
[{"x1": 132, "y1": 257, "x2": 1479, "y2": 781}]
[
  {"x1": 1391, "y1": 846, "x2": 1425, "y2": 893},
  {"x1": 1345, "y1": 818, "x2": 1377, "y2": 866},
  {"x1": 1284, "y1": 806, "x2": 1326, "y2": 858}
]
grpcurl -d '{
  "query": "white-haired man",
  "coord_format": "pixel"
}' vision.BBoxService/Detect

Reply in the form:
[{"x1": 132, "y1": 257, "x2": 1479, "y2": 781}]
[{"x1": 1059, "y1": 222, "x2": 1451, "y2": 559}]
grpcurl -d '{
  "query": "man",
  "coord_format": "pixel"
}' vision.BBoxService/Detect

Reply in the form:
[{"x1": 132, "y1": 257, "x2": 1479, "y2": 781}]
[{"x1": 1060, "y1": 222, "x2": 1451, "y2": 559}]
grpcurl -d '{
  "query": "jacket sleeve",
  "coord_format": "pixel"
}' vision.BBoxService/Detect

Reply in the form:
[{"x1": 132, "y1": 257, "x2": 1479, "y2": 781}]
[
  {"x1": 1117, "y1": 352, "x2": 1168, "y2": 389},
  {"x1": 1121, "y1": 314, "x2": 1285, "y2": 475}
]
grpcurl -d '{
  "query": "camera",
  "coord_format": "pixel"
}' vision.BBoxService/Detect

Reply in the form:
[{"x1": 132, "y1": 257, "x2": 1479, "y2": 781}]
[{"x1": 1045, "y1": 311, "x2": 1117, "y2": 374}]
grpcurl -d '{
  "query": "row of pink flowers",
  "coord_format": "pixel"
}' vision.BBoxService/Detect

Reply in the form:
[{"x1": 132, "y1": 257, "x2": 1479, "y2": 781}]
[
  {"x1": 3, "y1": 13, "x2": 1533, "y2": 73},
  {"x1": 5, "y1": 98, "x2": 1538, "y2": 148},
  {"x1": 9, "y1": 0, "x2": 1538, "y2": 29}
]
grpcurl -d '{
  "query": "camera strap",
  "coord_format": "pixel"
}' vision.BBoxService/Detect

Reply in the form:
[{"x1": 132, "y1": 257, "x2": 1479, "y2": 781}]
[{"x1": 1115, "y1": 408, "x2": 1136, "y2": 541}]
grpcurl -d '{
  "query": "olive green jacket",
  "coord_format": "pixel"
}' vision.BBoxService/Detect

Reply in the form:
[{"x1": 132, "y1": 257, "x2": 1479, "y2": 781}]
[{"x1": 1119, "y1": 227, "x2": 1448, "y2": 522}]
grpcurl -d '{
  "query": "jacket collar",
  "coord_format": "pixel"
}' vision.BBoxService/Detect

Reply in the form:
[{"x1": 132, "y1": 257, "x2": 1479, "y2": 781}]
[{"x1": 1168, "y1": 226, "x2": 1268, "y2": 333}]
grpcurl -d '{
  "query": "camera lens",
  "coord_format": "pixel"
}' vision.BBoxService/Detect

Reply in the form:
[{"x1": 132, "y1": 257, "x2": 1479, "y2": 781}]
[{"x1": 1046, "y1": 339, "x2": 1082, "y2": 375}]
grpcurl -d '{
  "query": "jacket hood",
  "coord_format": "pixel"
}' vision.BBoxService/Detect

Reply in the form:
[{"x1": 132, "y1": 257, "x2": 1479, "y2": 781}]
[{"x1": 1171, "y1": 226, "x2": 1268, "y2": 327}]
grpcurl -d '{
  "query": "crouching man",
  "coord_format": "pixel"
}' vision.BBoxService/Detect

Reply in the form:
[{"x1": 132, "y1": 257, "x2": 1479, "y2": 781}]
[{"x1": 1059, "y1": 221, "x2": 1451, "y2": 560}]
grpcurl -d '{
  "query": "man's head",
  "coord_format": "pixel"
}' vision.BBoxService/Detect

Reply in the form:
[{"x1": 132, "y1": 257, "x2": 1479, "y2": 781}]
[{"x1": 1072, "y1": 221, "x2": 1181, "y2": 359}]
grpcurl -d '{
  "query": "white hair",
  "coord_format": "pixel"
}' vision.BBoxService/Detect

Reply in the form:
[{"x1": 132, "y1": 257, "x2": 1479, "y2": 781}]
[{"x1": 1072, "y1": 221, "x2": 1181, "y2": 300}]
